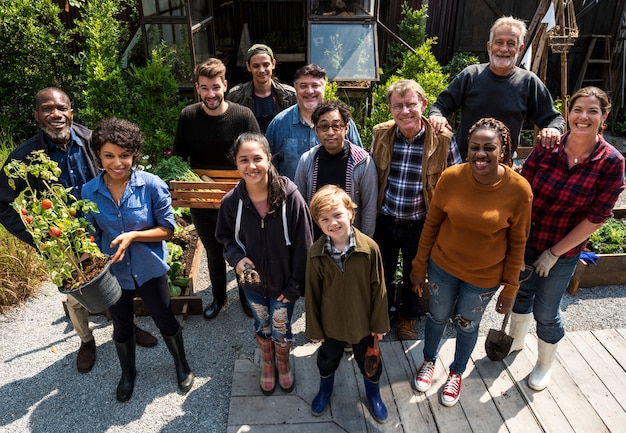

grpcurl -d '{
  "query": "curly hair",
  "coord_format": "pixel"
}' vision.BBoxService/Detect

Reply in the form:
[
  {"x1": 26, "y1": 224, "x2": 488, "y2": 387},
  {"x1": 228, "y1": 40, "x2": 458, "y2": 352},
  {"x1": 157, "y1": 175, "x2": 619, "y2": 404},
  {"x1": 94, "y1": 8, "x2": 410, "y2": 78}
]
[
  {"x1": 231, "y1": 132, "x2": 286, "y2": 215},
  {"x1": 91, "y1": 117, "x2": 144, "y2": 164},
  {"x1": 467, "y1": 117, "x2": 513, "y2": 167}
]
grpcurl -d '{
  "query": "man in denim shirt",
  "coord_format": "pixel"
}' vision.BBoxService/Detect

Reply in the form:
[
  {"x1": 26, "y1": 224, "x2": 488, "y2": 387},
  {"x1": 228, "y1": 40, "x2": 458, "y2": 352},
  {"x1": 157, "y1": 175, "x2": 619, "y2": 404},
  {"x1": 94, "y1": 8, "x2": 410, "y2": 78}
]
[
  {"x1": 265, "y1": 64, "x2": 362, "y2": 180},
  {"x1": 0, "y1": 88, "x2": 157, "y2": 374}
]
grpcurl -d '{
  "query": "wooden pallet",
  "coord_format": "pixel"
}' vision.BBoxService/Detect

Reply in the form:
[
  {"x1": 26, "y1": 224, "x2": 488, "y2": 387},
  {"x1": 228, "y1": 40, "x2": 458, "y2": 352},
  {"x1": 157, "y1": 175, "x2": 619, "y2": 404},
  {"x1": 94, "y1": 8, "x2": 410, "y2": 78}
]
[{"x1": 170, "y1": 169, "x2": 240, "y2": 209}]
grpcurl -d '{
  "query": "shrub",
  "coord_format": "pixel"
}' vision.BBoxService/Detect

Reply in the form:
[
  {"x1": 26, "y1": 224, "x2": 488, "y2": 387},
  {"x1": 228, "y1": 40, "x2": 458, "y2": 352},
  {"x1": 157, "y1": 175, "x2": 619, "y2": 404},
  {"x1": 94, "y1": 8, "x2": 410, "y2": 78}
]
[{"x1": 0, "y1": 0, "x2": 77, "y2": 141}]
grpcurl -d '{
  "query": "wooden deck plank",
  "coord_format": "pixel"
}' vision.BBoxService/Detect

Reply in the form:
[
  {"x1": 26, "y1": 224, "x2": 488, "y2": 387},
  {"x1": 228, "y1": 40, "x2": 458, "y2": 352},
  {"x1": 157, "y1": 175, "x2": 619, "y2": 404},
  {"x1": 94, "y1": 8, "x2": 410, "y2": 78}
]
[
  {"x1": 382, "y1": 340, "x2": 436, "y2": 433},
  {"x1": 470, "y1": 336, "x2": 541, "y2": 433},
  {"x1": 592, "y1": 329, "x2": 626, "y2": 371},
  {"x1": 332, "y1": 352, "x2": 369, "y2": 432},
  {"x1": 425, "y1": 338, "x2": 474, "y2": 433},
  {"x1": 533, "y1": 335, "x2": 610, "y2": 433},
  {"x1": 504, "y1": 336, "x2": 575, "y2": 433},
  {"x1": 227, "y1": 330, "x2": 626, "y2": 432},
  {"x1": 560, "y1": 333, "x2": 626, "y2": 431},
  {"x1": 567, "y1": 331, "x2": 626, "y2": 411}
]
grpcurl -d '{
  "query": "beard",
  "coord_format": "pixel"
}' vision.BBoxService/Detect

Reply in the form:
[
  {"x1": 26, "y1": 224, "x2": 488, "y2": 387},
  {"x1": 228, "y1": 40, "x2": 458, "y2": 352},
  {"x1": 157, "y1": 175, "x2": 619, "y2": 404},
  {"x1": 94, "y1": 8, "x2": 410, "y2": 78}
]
[
  {"x1": 202, "y1": 96, "x2": 223, "y2": 111},
  {"x1": 41, "y1": 121, "x2": 72, "y2": 144}
]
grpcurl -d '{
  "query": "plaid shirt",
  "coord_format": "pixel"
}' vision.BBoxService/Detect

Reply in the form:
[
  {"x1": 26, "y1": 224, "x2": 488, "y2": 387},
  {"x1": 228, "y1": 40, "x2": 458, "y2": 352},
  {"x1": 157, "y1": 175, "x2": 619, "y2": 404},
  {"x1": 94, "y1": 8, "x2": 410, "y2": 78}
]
[
  {"x1": 522, "y1": 133, "x2": 625, "y2": 257},
  {"x1": 323, "y1": 228, "x2": 357, "y2": 271},
  {"x1": 381, "y1": 127, "x2": 460, "y2": 220}
]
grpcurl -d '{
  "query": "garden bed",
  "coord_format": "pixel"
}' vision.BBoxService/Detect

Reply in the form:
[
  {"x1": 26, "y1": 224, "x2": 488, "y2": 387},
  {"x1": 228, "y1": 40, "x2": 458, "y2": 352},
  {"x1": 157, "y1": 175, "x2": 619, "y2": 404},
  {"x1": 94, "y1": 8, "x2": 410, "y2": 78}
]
[{"x1": 567, "y1": 207, "x2": 626, "y2": 295}]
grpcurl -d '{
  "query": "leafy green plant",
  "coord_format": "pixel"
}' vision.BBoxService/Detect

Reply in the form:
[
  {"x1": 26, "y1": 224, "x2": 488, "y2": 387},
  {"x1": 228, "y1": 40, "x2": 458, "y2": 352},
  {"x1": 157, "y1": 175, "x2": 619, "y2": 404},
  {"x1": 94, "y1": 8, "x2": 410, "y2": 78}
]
[
  {"x1": 443, "y1": 52, "x2": 479, "y2": 80},
  {"x1": 3, "y1": 150, "x2": 106, "y2": 290},
  {"x1": 0, "y1": 0, "x2": 77, "y2": 141},
  {"x1": 588, "y1": 218, "x2": 626, "y2": 254},
  {"x1": 166, "y1": 241, "x2": 190, "y2": 297},
  {"x1": 72, "y1": 0, "x2": 132, "y2": 126},
  {"x1": 148, "y1": 156, "x2": 201, "y2": 183}
]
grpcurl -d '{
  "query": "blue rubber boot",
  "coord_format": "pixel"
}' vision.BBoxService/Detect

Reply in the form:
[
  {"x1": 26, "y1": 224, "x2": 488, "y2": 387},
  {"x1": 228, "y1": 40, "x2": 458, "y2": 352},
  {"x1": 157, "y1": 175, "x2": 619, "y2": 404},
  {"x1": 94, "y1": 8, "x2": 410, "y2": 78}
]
[
  {"x1": 364, "y1": 377, "x2": 388, "y2": 423},
  {"x1": 311, "y1": 374, "x2": 334, "y2": 416}
]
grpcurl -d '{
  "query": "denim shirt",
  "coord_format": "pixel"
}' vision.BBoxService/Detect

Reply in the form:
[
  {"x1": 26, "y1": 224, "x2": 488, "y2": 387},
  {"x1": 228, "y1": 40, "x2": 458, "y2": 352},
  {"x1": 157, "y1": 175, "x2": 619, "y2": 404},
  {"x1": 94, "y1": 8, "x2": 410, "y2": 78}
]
[
  {"x1": 46, "y1": 129, "x2": 94, "y2": 200},
  {"x1": 266, "y1": 104, "x2": 363, "y2": 180},
  {"x1": 81, "y1": 169, "x2": 176, "y2": 289}
]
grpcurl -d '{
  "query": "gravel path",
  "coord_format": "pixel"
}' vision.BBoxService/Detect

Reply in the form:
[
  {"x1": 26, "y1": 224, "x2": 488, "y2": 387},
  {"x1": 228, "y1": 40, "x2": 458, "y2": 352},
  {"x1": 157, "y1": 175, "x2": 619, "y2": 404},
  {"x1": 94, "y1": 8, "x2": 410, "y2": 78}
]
[{"x1": 1, "y1": 252, "x2": 625, "y2": 433}]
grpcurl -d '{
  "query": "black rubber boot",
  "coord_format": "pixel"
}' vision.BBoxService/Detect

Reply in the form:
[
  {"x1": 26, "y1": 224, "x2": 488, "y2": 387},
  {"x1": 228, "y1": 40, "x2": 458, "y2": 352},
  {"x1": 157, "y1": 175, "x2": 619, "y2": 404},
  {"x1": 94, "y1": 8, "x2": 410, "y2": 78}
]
[
  {"x1": 163, "y1": 328, "x2": 194, "y2": 392},
  {"x1": 203, "y1": 268, "x2": 227, "y2": 320},
  {"x1": 238, "y1": 284, "x2": 253, "y2": 318},
  {"x1": 114, "y1": 337, "x2": 136, "y2": 403}
]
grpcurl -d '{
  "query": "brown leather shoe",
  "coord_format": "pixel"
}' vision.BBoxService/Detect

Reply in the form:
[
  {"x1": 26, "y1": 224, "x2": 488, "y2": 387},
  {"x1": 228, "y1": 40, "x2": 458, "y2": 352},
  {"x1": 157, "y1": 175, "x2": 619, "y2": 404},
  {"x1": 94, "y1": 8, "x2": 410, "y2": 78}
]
[
  {"x1": 76, "y1": 338, "x2": 96, "y2": 373},
  {"x1": 397, "y1": 318, "x2": 416, "y2": 341},
  {"x1": 135, "y1": 325, "x2": 158, "y2": 347}
]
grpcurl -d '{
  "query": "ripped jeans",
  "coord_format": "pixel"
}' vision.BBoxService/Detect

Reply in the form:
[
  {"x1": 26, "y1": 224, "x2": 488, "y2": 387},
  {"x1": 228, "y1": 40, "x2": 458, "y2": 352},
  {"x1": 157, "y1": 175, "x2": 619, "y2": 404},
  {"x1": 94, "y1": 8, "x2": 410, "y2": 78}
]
[
  {"x1": 244, "y1": 289, "x2": 295, "y2": 342},
  {"x1": 423, "y1": 259, "x2": 498, "y2": 375}
]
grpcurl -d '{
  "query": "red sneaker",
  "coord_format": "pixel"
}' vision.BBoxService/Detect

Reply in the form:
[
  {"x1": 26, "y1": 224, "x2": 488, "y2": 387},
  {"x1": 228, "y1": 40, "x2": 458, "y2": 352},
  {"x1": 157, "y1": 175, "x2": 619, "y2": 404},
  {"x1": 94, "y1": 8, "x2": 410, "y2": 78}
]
[
  {"x1": 440, "y1": 372, "x2": 462, "y2": 407},
  {"x1": 414, "y1": 360, "x2": 435, "y2": 392}
]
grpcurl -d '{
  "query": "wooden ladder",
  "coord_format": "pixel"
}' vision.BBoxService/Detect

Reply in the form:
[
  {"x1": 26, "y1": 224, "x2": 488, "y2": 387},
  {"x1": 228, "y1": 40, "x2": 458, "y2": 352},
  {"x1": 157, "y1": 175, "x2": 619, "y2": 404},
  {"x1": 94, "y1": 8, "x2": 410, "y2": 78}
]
[{"x1": 575, "y1": 34, "x2": 613, "y2": 91}]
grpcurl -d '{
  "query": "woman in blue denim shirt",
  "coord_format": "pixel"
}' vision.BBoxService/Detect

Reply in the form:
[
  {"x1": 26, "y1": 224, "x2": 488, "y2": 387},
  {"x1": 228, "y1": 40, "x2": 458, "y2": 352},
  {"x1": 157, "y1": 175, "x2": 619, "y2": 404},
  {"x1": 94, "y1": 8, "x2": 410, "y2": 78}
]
[{"x1": 81, "y1": 117, "x2": 194, "y2": 402}]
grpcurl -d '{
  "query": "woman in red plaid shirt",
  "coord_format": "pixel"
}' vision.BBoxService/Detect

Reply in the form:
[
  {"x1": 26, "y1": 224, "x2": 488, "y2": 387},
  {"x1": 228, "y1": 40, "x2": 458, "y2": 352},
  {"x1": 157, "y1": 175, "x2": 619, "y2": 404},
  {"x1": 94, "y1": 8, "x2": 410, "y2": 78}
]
[{"x1": 508, "y1": 86, "x2": 625, "y2": 391}]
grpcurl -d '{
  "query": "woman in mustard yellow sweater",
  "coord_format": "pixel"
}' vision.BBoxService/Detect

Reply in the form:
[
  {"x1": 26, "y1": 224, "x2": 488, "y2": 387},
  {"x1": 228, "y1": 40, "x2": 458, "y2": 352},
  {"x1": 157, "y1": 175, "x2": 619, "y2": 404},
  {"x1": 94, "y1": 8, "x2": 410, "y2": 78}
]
[{"x1": 409, "y1": 118, "x2": 533, "y2": 407}]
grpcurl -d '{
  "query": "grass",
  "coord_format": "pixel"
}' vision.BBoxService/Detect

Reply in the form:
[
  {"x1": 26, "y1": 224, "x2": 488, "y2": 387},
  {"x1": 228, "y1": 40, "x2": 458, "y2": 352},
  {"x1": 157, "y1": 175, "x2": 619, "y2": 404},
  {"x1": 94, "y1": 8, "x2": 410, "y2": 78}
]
[{"x1": 0, "y1": 136, "x2": 47, "y2": 312}]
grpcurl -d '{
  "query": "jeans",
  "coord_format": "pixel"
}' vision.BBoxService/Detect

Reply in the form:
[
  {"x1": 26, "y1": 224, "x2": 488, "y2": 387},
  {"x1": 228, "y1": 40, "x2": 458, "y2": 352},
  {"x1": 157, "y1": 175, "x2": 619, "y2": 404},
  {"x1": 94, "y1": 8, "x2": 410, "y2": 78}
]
[
  {"x1": 513, "y1": 247, "x2": 579, "y2": 344},
  {"x1": 244, "y1": 289, "x2": 295, "y2": 342},
  {"x1": 423, "y1": 260, "x2": 498, "y2": 375},
  {"x1": 108, "y1": 274, "x2": 180, "y2": 342},
  {"x1": 190, "y1": 208, "x2": 227, "y2": 303},
  {"x1": 374, "y1": 213, "x2": 424, "y2": 320}
]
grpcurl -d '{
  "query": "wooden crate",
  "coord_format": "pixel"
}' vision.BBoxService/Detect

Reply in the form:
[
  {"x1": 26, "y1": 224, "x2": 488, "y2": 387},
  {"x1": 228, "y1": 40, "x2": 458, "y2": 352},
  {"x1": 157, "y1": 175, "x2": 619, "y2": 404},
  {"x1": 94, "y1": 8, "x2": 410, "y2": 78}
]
[{"x1": 169, "y1": 169, "x2": 240, "y2": 209}]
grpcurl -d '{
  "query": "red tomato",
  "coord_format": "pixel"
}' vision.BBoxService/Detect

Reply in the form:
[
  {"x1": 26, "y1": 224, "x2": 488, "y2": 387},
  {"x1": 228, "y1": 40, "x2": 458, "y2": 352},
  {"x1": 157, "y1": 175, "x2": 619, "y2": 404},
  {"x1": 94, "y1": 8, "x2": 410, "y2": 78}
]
[
  {"x1": 41, "y1": 199, "x2": 53, "y2": 210},
  {"x1": 48, "y1": 226, "x2": 61, "y2": 237}
]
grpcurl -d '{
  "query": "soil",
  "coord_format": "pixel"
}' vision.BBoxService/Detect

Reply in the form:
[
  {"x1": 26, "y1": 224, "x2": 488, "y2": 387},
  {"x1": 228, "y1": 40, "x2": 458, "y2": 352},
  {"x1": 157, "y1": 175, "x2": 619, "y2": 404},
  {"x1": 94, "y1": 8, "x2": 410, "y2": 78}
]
[
  {"x1": 60, "y1": 255, "x2": 109, "y2": 292},
  {"x1": 173, "y1": 216, "x2": 199, "y2": 279}
]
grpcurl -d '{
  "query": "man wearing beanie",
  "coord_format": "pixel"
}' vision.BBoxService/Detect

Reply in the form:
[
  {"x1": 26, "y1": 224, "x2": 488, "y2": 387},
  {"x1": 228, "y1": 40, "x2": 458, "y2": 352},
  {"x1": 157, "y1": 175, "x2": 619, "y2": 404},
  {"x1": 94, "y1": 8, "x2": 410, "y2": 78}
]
[{"x1": 226, "y1": 43, "x2": 297, "y2": 132}]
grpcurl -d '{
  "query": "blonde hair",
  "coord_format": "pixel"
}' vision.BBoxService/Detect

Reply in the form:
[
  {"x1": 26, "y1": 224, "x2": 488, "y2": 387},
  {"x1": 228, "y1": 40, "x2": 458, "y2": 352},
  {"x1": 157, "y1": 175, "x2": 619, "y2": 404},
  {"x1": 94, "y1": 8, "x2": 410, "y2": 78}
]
[{"x1": 309, "y1": 185, "x2": 357, "y2": 225}]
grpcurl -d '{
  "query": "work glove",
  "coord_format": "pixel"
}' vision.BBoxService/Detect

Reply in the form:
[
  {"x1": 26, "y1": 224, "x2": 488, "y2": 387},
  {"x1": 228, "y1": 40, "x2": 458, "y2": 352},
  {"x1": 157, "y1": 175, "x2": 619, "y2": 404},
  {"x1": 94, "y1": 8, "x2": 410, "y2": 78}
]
[{"x1": 533, "y1": 248, "x2": 559, "y2": 277}]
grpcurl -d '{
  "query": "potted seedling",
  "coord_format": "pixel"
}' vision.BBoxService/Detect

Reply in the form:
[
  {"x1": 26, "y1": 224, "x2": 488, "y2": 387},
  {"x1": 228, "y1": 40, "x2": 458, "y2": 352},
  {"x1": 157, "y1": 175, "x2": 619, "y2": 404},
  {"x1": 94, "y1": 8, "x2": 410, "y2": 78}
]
[{"x1": 4, "y1": 150, "x2": 121, "y2": 313}]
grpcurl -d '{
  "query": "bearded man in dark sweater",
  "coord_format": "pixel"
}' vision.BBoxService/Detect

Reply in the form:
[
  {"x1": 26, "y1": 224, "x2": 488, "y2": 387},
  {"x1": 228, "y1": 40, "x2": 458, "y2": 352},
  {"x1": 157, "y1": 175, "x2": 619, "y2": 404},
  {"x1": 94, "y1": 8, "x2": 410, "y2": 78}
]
[{"x1": 173, "y1": 58, "x2": 260, "y2": 320}]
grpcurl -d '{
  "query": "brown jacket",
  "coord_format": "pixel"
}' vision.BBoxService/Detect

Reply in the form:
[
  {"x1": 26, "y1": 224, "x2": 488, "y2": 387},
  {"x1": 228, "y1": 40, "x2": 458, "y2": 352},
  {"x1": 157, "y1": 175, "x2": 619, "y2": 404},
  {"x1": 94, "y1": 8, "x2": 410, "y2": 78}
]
[{"x1": 371, "y1": 117, "x2": 454, "y2": 212}]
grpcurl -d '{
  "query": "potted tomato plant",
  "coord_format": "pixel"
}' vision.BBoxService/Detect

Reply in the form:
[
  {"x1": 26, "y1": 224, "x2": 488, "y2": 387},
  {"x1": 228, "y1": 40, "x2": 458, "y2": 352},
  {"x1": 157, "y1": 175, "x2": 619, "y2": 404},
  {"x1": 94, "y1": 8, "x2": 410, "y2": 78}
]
[{"x1": 3, "y1": 150, "x2": 121, "y2": 312}]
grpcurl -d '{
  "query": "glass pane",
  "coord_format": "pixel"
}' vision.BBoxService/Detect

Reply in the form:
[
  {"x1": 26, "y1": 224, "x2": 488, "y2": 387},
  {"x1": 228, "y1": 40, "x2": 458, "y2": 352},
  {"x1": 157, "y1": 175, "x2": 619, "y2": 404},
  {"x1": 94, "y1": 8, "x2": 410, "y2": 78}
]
[
  {"x1": 311, "y1": 0, "x2": 373, "y2": 17},
  {"x1": 189, "y1": 0, "x2": 212, "y2": 26},
  {"x1": 193, "y1": 25, "x2": 216, "y2": 66},
  {"x1": 142, "y1": 0, "x2": 186, "y2": 17},
  {"x1": 145, "y1": 23, "x2": 194, "y2": 84},
  {"x1": 309, "y1": 23, "x2": 377, "y2": 80}
]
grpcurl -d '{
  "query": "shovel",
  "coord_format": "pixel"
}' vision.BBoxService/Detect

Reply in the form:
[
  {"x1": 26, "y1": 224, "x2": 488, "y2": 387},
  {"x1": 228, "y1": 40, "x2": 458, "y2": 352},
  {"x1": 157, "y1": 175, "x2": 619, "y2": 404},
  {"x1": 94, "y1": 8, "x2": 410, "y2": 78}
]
[
  {"x1": 485, "y1": 311, "x2": 513, "y2": 361},
  {"x1": 364, "y1": 334, "x2": 381, "y2": 377}
]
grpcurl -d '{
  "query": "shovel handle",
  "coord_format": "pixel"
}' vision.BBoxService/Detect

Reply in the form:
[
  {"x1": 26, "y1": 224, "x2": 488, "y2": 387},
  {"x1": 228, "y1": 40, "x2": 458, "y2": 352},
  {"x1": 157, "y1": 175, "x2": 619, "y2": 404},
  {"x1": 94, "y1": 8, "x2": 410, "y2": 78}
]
[{"x1": 500, "y1": 311, "x2": 511, "y2": 332}]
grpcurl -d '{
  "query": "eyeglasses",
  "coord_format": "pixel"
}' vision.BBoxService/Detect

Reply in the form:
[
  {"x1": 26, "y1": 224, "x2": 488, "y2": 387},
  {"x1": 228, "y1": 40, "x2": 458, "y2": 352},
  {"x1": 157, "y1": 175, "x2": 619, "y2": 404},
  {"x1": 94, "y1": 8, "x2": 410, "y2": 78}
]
[
  {"x1": 316, "y1": 123, "x2": 345, "y2": 132},
  {"x1": 390, "y1": 102, "x2": 419, "y2": 112}
]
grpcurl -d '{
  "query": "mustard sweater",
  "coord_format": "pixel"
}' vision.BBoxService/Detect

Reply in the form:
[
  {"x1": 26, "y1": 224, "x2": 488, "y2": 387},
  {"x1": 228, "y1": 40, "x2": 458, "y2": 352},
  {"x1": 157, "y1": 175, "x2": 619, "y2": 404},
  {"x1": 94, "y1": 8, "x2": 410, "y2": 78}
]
[{"x1": 412, "y1": 164, "x2": 532, "y2": 299}]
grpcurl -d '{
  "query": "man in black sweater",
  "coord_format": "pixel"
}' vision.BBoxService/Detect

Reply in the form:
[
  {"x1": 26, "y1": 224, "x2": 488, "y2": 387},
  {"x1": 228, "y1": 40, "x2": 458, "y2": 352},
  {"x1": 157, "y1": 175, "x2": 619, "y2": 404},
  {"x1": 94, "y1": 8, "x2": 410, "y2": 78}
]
[{"x1": 173, "y1": 58, "x2": 260, "y2": 320}]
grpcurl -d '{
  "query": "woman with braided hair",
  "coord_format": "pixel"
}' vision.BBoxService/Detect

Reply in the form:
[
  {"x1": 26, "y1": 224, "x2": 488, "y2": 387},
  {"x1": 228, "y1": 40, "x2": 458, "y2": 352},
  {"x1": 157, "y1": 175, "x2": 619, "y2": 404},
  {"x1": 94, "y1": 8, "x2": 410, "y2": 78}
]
[{"x1": 409, "y1": 118, "x2": 533, "y2": 407}]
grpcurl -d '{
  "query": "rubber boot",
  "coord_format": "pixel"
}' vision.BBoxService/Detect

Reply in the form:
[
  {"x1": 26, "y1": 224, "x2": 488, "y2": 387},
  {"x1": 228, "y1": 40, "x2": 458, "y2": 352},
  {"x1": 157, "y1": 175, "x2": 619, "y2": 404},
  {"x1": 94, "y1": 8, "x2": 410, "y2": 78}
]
[
  {"x1": 274, "y1": 341, "x2": 295, "y2": 392},
  {"x1": 255, "y1": 334, "x2": 275, "y2": 395},
  {"x1": 364, "y1": 377, "x2": 388, "y2": 423},
  {"x1": 203, "y1": 267, "x2": 227, "y2": 320},
  {"x1": 311, "y1": 374, "x2": 335, "y2": 416},
  {"x1": 508, "y1": 312, "x2": 533, "y2": 353},
  {"x1": 238, "y1": 283, "x2": 253, "y2": 318},
  {"x1": 163, "y1": 328, "x2": 194, "y2": 392},
  {"x1": 528, "y1": 339, "x2": 559, "y2": 391},
  {"x1": 114, "y1": 337, "x2": 136, "y2": 402}
]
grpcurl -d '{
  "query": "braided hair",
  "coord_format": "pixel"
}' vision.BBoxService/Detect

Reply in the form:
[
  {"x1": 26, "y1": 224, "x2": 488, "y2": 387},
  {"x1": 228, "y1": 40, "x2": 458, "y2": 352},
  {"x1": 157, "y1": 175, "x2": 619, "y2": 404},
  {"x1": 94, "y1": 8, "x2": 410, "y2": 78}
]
[{"x1": 467, "y1": 117, "x2": 513, "y2": 167}]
